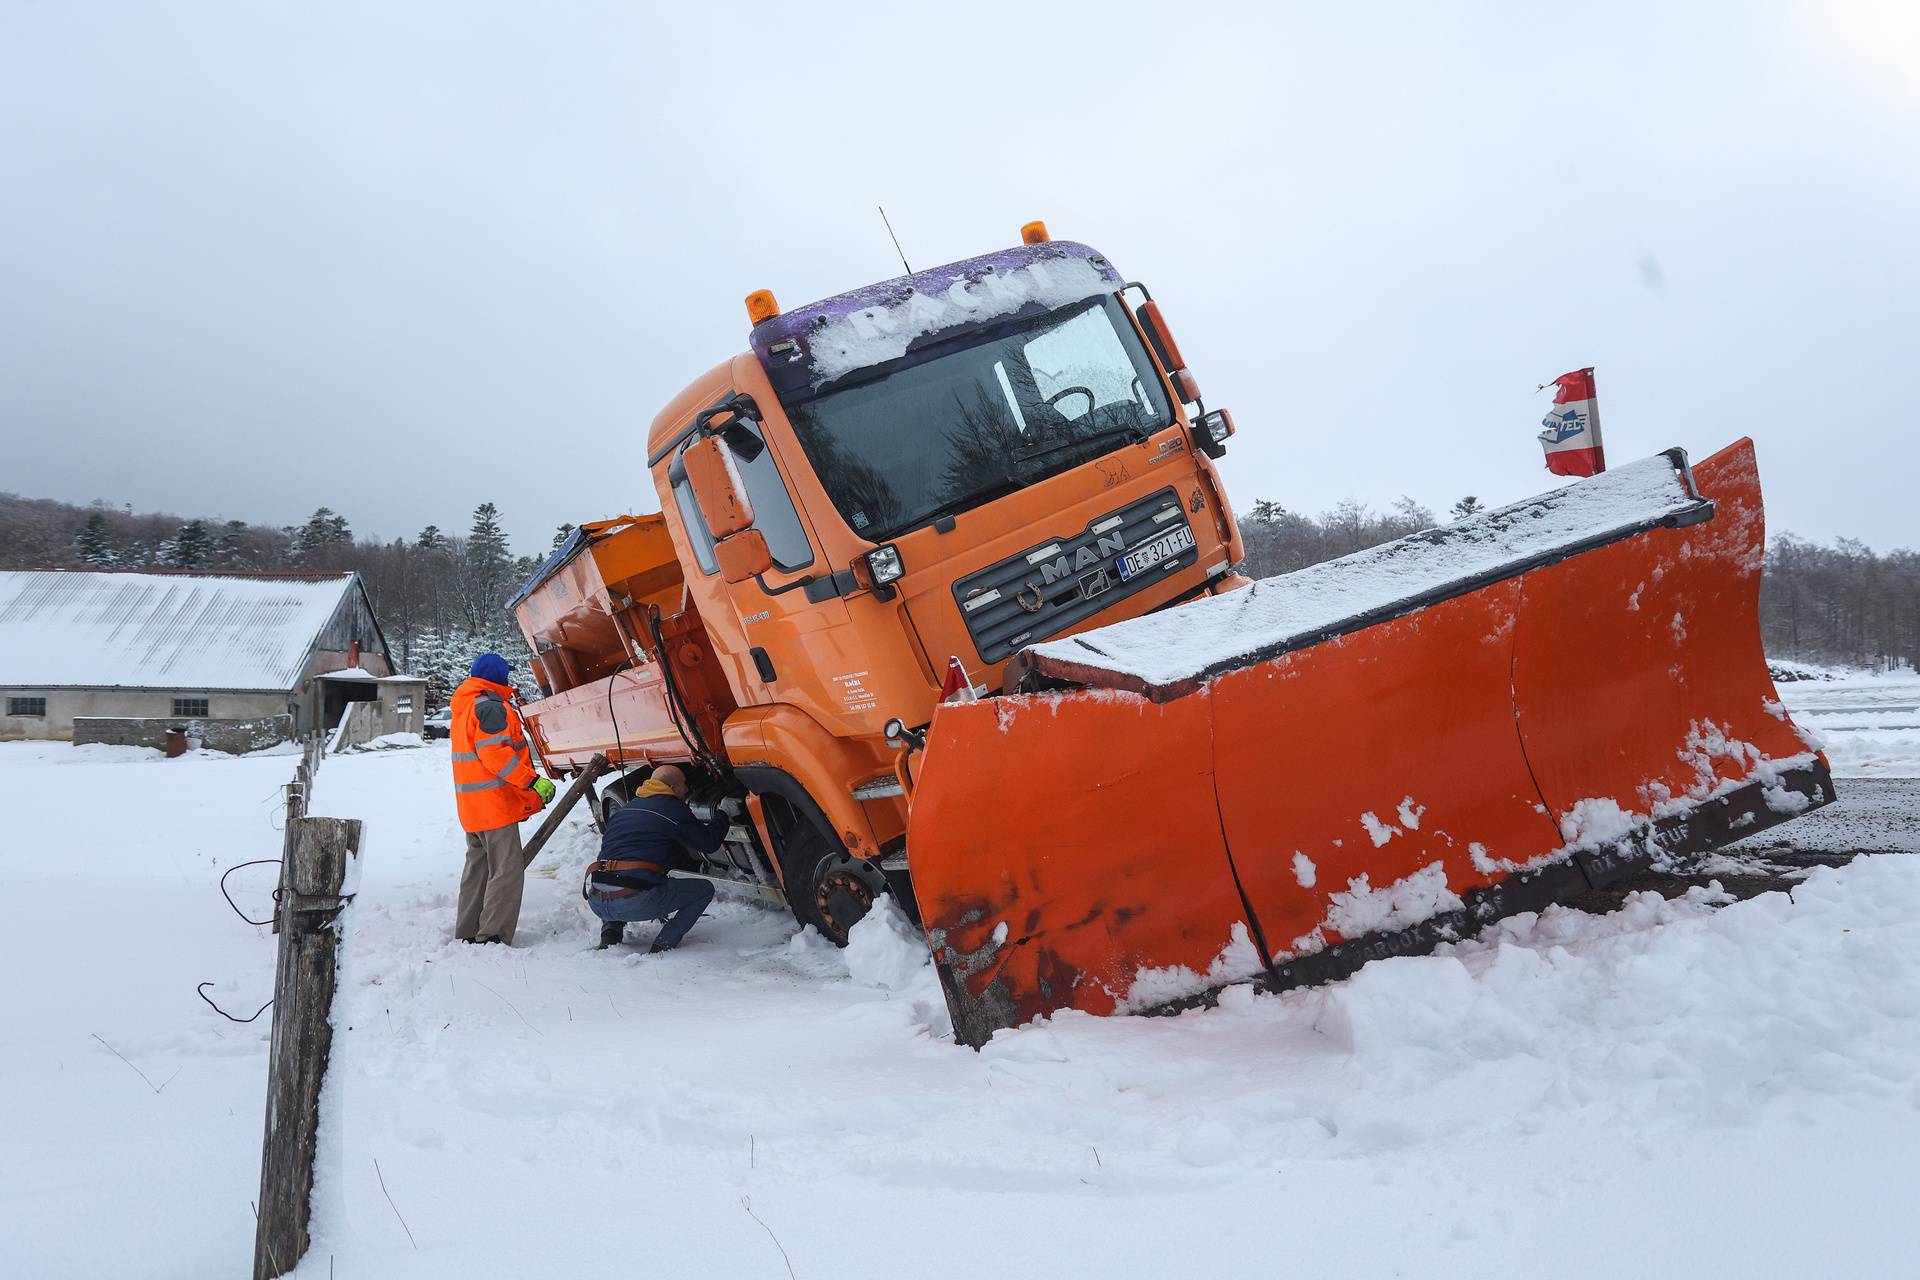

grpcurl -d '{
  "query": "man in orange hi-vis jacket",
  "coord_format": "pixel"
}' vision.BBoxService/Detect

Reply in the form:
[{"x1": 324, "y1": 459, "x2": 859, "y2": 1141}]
[{"x1": 450, "y1": 653, "x2": 555, "y2": 944}]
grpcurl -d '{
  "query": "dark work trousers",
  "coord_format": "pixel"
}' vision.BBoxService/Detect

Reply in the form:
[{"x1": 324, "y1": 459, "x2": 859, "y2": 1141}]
[{"x1": 587, "y1": 877, "x2": 715, "y2": 948}]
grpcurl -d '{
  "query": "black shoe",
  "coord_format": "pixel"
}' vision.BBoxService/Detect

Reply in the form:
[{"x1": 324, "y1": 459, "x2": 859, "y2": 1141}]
[
  {"x1": 596, "y1": 927, "x2": 624, "y2": 951},
  {"x1": 475, "y1": 934, "x2": 504, "y2": 945},
  {"x1": 647, "y1": 939, "x2": 677, "y2": 955}
]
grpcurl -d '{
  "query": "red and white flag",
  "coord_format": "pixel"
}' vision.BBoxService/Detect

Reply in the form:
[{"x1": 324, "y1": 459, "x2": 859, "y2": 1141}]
[{"x1": 1537, "y1": 367, "x2": 1605, "y2": 477}]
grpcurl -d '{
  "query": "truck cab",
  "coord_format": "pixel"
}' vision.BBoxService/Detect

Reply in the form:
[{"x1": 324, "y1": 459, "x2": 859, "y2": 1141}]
[{"x1": 524, "y1": 225, "x2": 1247, "y2": 942}]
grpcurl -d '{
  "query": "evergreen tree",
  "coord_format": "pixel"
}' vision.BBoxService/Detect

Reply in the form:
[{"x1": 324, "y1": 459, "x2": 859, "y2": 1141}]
[
  {"x1": 417, "y1": 524, "x2": 445, "y2": 552},
  {"x1": 461, "y1": 502, "x2": 514, "y2": 630},
  {"x1": 215, "y1": 520, "x2": 251, "y2": 567},
  {"x1": 1451, "y1": 495, "x2": 1484, "y2": 520},
  {"x1": 74, "y1": 512, "x2": 116, "y2": 566},
  {"x1": 291, "y1": 507, "x2": 352, "y2": 557},
  {"x1": 166, "y1": 520, "x2": 213, "y2": 568},
  {"x1": 552, "y1": 522, "x2": 575, "y2": 550}
]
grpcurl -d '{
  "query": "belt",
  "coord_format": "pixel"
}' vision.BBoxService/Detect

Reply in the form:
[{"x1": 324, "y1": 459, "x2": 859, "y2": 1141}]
[
  {"x1": 591, "y1": 858, "x2": 667, "y2": 877},
  {"x1": 585, "y1": 857, "x2": 669, "y2": 900}
]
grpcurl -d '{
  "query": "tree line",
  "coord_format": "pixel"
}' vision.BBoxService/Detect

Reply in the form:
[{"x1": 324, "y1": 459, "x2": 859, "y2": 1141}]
[
  {"x1": 0, "y1": 491, "x2": 574, "y2": 705},
  {"x1": 1234, "y1": 492, "x2": 1917, "y2": 672},
  {"x1": 2, "y1": 485, "x2": 1913, "y2": 695}
]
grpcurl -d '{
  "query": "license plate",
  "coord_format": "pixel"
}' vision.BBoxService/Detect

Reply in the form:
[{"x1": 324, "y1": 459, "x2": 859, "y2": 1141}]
[{"x1": 1117, "y1": 525, "x2": 1195, "y2": 581}]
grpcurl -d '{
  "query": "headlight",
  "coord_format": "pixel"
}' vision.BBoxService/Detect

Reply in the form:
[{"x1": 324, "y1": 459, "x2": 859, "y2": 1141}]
[
  {"x1": 1195, "y1": 408, "x2": 1235, "y2": 457},
  {"x1": 864, "y1": 544, "x2": 904, "y2": 586}
]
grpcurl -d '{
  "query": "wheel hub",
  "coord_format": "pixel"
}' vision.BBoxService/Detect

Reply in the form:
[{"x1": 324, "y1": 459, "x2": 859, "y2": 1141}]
[{"x1": 813, "y1": 858, "x2": 880, "y2": 942}]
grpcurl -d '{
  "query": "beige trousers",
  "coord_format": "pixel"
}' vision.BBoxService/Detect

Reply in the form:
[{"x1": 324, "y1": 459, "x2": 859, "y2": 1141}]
[{"x1": 456, "y1": 823, "x2": 525, "y2": 943}]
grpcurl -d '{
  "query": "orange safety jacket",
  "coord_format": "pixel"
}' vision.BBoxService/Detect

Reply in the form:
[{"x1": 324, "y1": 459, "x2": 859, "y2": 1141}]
[{"x1": 450, "y1": 676, "x2": 542, "y2": 833}]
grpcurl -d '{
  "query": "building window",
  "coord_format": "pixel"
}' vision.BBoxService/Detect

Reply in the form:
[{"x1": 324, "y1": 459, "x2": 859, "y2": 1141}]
[
  {"x1": 172, "y1": 697, "x2": 210, "y2": 718},
  {"x1": 6, "y1": 697, "x2": 46, "y2": 717}
]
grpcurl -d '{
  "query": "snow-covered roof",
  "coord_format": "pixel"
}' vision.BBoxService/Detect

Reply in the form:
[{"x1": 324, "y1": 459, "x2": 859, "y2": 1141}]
[
  {"x1": 317, "y1": 668, "x2": 423, "y2": 684},
  {"x1": 0, "y1": 570, "x2": 361, "y2": 691}
]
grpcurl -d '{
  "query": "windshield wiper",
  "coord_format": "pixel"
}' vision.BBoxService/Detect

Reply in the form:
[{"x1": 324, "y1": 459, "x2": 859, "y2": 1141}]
[
  {"x1": 909, "y1": 477, "x2": 1030, "y2": 532},
  {"x1": 1015, "y1": 425, "x2": 1142, "y2": 468}
]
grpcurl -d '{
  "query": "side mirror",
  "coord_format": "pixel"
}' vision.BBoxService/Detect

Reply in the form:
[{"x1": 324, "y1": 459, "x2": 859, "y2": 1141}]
[
  {"x1": 1136, "y1": 299, "x2": 1201, "y2": 405},
  {"x1": 1136, "y1": 299, "x2": 1186, "y2": 372},
  {"x1": 714, "y1": 528, "x2": 774, "y2": 584},
  {"x1": 684, "y1": 436, "x2": 755, "y2": 538}
]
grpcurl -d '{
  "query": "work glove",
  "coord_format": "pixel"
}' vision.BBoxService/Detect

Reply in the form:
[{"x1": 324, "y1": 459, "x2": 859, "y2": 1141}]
[{"x1": 532, "y1": 776, "x2": 557, "y2": 806}]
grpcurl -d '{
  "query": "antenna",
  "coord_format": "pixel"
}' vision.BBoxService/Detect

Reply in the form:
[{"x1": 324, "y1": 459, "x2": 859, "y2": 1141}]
[{"x1": 878, "y1": 205, "x2": 912, "y2": 275}]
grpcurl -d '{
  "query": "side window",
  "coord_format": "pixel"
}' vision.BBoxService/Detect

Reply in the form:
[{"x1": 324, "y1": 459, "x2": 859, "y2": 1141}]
[
  {"x1": 730, "y1": 421, "x2": 814, "y2": 572},
  {"x1": 670, "y1": 418, "x2": 815, "y2": 576}
]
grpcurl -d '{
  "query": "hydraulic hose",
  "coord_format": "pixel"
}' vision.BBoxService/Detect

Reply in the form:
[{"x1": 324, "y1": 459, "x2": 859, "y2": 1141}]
[{"x1": 647, "y1": 604, "x2": 729, "y2": 780}]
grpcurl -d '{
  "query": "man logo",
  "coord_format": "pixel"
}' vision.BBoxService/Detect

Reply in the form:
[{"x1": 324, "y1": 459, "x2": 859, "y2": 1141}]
[{"x1": 1038, "y1": 532, "x2": 1128, "y2": 585}]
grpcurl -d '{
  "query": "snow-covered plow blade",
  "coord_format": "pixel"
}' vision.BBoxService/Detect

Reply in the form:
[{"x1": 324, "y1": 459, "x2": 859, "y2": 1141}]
[{"x1": 907, "y1": 439, "x2": 1833, "y2": 1047}]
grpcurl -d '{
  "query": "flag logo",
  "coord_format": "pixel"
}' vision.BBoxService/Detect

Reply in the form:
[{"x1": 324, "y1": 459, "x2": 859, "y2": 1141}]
[
  {"x1": 1537, "y1": 367, "x2": 1605, "y2": 477},
  {"x1": 1539, "y1": 406, "x2": 1589, "y2": 445}
]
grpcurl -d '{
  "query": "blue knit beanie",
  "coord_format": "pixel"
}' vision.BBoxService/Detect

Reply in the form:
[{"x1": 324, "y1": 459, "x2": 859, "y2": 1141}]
[{"x1": 470, "y1": 653, "x2": 511, "y2": 685}]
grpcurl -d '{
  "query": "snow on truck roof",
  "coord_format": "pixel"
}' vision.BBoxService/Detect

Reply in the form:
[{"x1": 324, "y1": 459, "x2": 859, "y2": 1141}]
[
  {"x1": 1023, "y1": 450, "x2": 1713, "y2": 697},
  {"x1": 749, "y1": 240, "x2": 1125, "y2": 396},
  {"x1": 0, "y1": 569, "x2": 362, "y2": 691}
]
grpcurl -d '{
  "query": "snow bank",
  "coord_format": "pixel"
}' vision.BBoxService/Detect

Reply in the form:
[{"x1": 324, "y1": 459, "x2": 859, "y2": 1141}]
[
  {"x1": 1027, "y1": 450, "x2": 1702, "y2": 687},
  {"x1": 341, "y1": 730, "x2": 424, "y2": 752},
  {"x1": 0, "y1": 742, "x2": 304, "y2": 1275},
  {"x1": 1777, "y1": 665, "x2": 1920, "y2": 778},
  {"x1": 843, "y1": 896, "x2": 954, "y2": 1038},
  {"x1": 19, "y1": 738, "x2": 1920, "y2": 1280}
]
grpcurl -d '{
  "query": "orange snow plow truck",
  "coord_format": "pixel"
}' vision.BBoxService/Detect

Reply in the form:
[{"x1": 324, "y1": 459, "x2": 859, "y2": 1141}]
[{"x1": 513, "y1": 222, "x2": 1833, "y2": 1047}]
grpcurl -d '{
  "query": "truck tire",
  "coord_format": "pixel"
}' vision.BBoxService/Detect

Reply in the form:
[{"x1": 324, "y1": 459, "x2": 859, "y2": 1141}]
[{"x1": 779, "y1": 820, "x2": 885, "y2": 947}]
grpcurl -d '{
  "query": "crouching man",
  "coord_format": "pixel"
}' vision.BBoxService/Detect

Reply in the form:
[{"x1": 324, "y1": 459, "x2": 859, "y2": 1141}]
[{"x1": 586, "y1": 765, "x2": 729, "y2": 952}]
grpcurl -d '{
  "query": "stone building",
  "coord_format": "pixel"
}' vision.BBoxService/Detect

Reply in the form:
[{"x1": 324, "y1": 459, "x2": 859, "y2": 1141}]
[{"x1": 0, "y1": 569, "x2": 424, "y2": 751}]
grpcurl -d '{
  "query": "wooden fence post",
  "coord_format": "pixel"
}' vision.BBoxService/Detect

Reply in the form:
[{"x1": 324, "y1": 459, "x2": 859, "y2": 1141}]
[{"x1": 252, "y1": 814, "x2": 360, "y2": 1280}]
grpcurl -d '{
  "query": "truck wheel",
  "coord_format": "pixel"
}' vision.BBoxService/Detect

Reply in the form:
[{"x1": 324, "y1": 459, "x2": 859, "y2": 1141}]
[
  {"x1": 781, "y1": 821, "x2": 884, "y2": 946},
  {"x1": 598, "y1": 786, "x2": 627, "y2": 826}
]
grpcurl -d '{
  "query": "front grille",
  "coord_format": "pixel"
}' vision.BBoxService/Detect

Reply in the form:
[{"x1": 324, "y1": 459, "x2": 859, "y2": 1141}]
[{"x1": 951, "y1": 488, "x2": 1197, "y2": 663}]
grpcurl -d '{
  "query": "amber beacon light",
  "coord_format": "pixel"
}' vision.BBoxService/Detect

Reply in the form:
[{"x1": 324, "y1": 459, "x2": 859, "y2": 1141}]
[
  {"x1": 745, "y1": 289, "x2": 781, "y2": 325},
  {"x1": 1020, "y1": 220, "x2": 1050, "y2": 245}
]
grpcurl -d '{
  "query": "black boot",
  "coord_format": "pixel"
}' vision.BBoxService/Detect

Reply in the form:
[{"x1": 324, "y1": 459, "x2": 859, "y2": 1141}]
[
  {"x1": 646, "y1": 938, "x2": 677, "y2": 955},
  {"x1": 597, "y1": 924, "x2": 625, "y2": 950}
]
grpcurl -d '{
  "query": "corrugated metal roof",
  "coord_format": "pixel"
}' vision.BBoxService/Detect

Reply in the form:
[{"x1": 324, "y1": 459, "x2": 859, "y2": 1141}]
[{"x1": 0, "y1": 570, "x2": 359, "y2": 691}]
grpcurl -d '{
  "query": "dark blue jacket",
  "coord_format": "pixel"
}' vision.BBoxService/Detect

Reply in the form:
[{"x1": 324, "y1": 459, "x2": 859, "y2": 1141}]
[{"x1": 594, "y1": 790, "x2": 729, "y2": 888}]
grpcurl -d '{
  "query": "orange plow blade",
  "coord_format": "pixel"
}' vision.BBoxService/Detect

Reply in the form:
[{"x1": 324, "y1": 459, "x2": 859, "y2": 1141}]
[{"x1": 906, "y1": 440, "x2": 1833, "y2": 1047}]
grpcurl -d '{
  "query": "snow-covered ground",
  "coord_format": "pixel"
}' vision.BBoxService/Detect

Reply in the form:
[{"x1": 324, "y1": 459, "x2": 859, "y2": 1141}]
[
  {"x1": 1777, "y1": 665, "x2": 1920, "y2": 779},
  {"x1": 4, "y1": 666, "x2": 1919, "y2": 1278}
]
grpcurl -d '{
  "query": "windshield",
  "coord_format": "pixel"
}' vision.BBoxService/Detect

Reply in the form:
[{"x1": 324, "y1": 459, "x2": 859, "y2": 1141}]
[{"x1": 784, "y1": 295, "x2": 1171, "y2": 540}]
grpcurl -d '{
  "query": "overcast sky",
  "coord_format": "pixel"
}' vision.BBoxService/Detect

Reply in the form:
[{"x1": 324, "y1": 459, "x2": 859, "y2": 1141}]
[{"x1": 4, "y1": 1, "x2": 1916, "y2": 556}]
